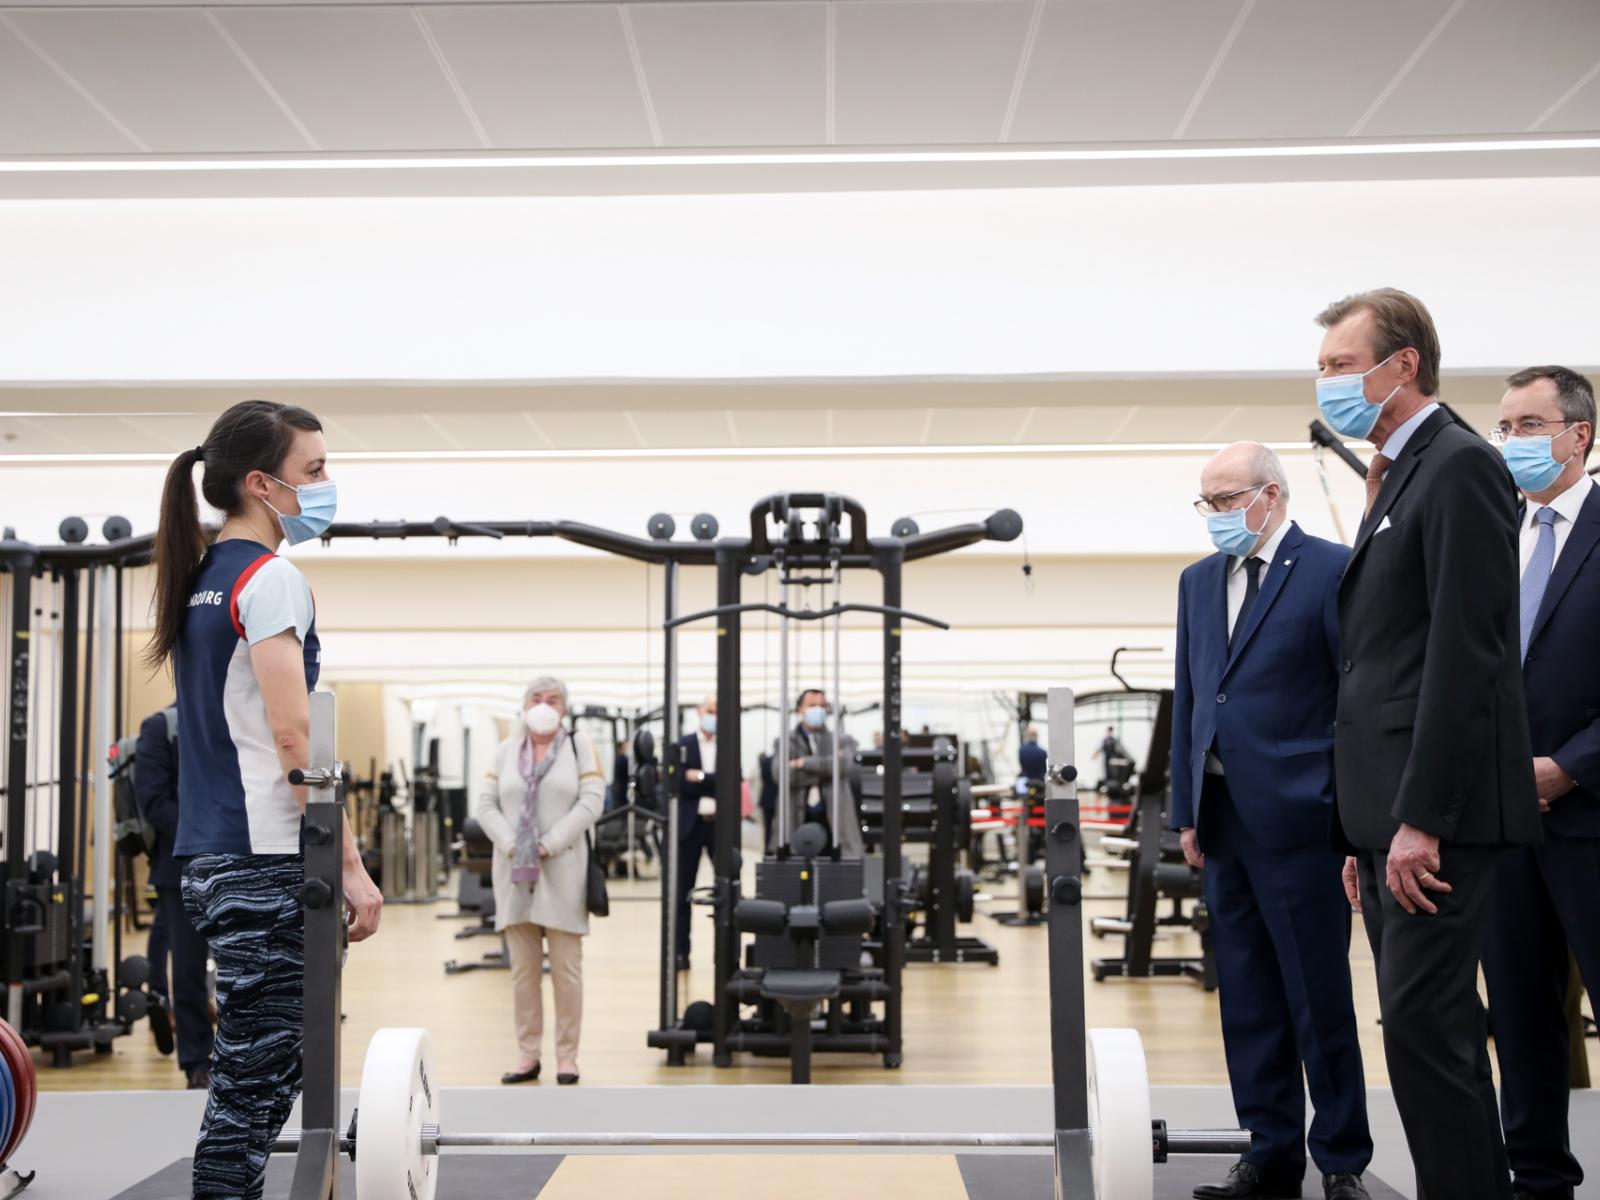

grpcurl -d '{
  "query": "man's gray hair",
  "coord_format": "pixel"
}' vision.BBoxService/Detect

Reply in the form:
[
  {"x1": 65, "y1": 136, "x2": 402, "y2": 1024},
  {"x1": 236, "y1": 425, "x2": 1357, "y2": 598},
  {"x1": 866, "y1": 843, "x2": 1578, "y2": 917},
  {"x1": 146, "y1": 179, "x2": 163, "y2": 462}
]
[
  {"x1": 1247, "y1": 443, "x2": 1290, "y2": 501},
  {"x1": 523, "y1": 676, "x2": 569, "y2": 708}
]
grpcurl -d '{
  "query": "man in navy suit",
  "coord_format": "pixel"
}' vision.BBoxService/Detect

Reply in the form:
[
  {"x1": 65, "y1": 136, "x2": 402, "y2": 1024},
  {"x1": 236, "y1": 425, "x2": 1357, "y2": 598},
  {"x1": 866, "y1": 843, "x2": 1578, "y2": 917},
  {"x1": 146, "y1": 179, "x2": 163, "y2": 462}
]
[
  {"x1": 674, "y1": 696, "x2": 719, "y2": 969},
  {"x1": 1483, "y1": 366, "x2": 1600, "y2": 1200},
  {"x1": 1172, "y1": 442, "x2": 1372, "y2": 1200}
]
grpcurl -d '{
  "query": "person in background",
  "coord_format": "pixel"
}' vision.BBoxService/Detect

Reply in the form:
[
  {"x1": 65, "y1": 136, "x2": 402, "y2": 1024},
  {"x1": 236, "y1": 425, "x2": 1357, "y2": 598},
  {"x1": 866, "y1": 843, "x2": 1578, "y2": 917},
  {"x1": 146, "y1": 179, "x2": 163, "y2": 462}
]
[
  {"x1": 784, "y1": 689, "x2": 862, "y2": 855},
  {"x1": 1317, "y1": 288, "x2": 1538, "y2": 1200},
  {"x1": 1019, "y1": 726, "x2": 1047, "y2": 784},
  {"x1": 477, "y1": 677, "x2": 605, "y2": 1087},
  {"x1": 1172, "y1": 442, "x2": 1371, "y2": 1200},
  {"x1": 1482, "y1": 365, "x2": 1600, "y2": 1200},
  {"x1": 674, "y1": 696, "x2": 718, "y2": 969},
  {"x1": 146, "y1": 400, "x2": 383, "y2": 1200},
  {"x1": 135, "y1": 703, "x2": 214, "y2": 1091}
]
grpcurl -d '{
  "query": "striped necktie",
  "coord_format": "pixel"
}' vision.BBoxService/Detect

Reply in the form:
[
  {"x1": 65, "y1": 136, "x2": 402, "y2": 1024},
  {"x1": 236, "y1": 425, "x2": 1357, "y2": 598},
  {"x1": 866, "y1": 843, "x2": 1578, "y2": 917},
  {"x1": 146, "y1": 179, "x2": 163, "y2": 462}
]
[{"x1": 1520, "y1": 506, "x2": 1559, "y2": 662}]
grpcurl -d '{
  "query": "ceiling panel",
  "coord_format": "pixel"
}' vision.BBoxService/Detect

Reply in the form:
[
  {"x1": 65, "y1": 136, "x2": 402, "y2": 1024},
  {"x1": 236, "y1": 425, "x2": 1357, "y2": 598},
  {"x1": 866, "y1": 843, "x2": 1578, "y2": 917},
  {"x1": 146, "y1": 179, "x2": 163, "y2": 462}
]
[
  {"x1": 924, "y1": 406, "x2": 1030, "y2": 444},
  {"x1": 212, "y1": 6, "x2": 482, "y2": 150},
  {"x1": 3, "y1": 9, "x2": 305, "y2": 152},
  {"x1": 1008, "y1": 0, "x2": 1243, "y2": 143},
  {"x1": 418, "y1": 5, "x2": 653, "y2": 149},
  {"x1": 835, "y1": 0, "x2": 1033, "y2": 145},
  {"x1": 730, "y1": 408, "x2": 809, "y2": 446},
  {"x1": 630, "y1": 2, "x2": 826, "y2": 147},
  {"x1": 624, "y1": 408, "x2": 739, "y2": 448},
  {"x1": 323, "y1": 412, "x2": 453, "y2": 451},
  {"x1": 1182, "y1": 0, "x2": 1460, "y2": 140},
  {"x1": 533, "y1": 410, "x2": 646, "y2": 450},
  {"x1": 828, "y1": 407, "x2": 935, "y2": 445},
  {"x1": 428, "y1": 411, "x2": 555, "y2": 451},
  {"x1": 1022, "y1": 405, "x2": 1148, "y2": 442},
  {"x1": 0, "y1": 21, "x2": 133, "y2": 153},
  {"x1": 1363, "y1": 0, "x2": 1600, "y2": 136},
  {"x1": 1542, "y1": 64, "x2": 1600, "y2": 130}
]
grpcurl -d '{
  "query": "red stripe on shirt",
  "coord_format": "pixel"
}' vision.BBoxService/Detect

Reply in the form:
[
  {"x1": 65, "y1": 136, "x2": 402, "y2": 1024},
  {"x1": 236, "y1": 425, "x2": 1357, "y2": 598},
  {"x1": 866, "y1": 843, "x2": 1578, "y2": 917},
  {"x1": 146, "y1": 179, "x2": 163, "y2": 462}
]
[{"x1": 229, "y1": 553, "x2": 278, "y2": 638}]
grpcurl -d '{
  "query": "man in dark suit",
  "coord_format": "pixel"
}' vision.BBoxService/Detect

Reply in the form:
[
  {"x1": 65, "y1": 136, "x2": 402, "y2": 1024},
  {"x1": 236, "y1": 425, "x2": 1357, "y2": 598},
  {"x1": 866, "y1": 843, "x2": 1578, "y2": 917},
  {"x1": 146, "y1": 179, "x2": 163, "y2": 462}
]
[
  {"x1": 673, "y1": 696, "x2": 718, "y2": 969},
  {"x1": 782, "y1": 689, "x2": 863, "y2": 855},
  {"x1": 1482, "y1": 365, "x2": 1600, "y2": 1200},
  {"x1": 1172, "y1": 441, "x2": 1371, "y2": 1200},
  {"x1": 135, "y1": 704, "x2": 214, "y2": 1090},
  {"x1": 1317, "y1": 289, "x2": 1540, "y2": 1200},
  {"x1": 1019, "y1": 726, "x2": 1047, "y2": 784}
]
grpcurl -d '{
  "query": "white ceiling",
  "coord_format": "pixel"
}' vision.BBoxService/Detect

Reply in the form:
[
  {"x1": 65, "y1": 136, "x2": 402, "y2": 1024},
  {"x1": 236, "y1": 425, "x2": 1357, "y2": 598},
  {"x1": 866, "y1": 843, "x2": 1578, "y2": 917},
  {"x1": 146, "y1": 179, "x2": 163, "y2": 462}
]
[
  {"x1": 0, "y1": 374, "x2": 1516, "y2": 455},
  {"x1": 1, "y1": 0, "x2": 1597, "y2": 159}
]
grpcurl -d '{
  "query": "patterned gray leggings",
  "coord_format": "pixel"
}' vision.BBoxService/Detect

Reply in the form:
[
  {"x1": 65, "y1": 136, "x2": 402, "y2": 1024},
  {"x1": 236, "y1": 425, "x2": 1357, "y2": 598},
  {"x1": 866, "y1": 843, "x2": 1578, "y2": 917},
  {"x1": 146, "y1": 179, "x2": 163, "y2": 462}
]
[{"x1": 182, "y1": 853, "x2": 305, "y2": 1200}]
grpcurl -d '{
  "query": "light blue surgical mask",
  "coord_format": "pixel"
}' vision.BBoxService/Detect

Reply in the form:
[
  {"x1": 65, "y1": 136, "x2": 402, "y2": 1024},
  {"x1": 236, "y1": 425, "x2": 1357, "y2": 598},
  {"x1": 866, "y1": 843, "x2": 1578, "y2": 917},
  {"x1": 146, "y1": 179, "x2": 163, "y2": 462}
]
[
  {"x1": 266, "y1": 476, "x2": 338, "y2": 546},
  {"x1": 803, "y1": 706, "x2": 827, "y2": 730},
  {"x1": 1315, "y1": 352, "x2": 1401, "y2": 440},
  {"x1": 700, "y1": 713, "x2": 718, "y2": 735},
  {"x1": 1500, "y1": 425, "x2": 1576, "y2": 494},
  {"x1": 1204, "y1": 486, "x2": 1268, "y2": 557}
]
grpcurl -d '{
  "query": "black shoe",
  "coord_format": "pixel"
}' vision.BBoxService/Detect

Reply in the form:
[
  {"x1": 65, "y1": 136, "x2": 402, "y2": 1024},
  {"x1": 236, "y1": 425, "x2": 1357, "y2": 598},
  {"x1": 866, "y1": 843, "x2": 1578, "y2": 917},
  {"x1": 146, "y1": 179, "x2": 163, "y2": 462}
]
[
  {"x1": 557, "y1": 1072, "x2": 579, "y2": 1086},
  {"x1": 1194, "y1": 1162, "x2": 1302, "y2": 1200},
  {"x1": 185, "y1": 1067, "x2": 211, "y2": 1091},
  {"x1": 149, "y1": 999, "x2": 175, "y2": 1057},
  {"x1": 1323, "y1": 1175, "x2": 1369, "y2": 1200},
  {"x1": 500, "y1": 1062, "x2": 541, "y2": 1085}
]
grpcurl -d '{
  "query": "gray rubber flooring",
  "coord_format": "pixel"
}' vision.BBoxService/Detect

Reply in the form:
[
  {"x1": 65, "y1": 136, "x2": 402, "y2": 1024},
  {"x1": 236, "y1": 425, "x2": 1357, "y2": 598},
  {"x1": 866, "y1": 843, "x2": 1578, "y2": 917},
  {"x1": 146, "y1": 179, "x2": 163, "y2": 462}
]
[{"x1": 115, "y1": 1153, "x2": 1406, "y2": 1200}]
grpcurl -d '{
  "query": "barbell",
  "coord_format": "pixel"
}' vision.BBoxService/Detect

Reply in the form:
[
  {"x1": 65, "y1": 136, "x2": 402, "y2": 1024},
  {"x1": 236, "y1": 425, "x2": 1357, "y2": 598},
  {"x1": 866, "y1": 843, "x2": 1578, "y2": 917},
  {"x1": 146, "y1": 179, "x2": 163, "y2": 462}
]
[{"x1": 272, "y1": 1027, "x2": 1248, "y2": 1200}]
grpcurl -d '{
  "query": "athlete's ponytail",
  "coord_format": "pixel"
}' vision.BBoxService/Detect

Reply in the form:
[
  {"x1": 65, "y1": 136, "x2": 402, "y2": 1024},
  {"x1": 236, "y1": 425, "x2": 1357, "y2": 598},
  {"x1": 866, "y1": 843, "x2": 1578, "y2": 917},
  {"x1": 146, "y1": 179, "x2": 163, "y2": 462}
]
[{"x1": 145, "y1": 400, "x2": 323, "y2": 669}]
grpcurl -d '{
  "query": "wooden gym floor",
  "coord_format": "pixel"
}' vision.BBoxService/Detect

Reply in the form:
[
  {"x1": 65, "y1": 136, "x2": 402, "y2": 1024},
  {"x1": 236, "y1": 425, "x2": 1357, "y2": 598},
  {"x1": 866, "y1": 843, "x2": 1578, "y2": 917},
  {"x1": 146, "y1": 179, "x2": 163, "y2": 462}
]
[{"x1": 37, "y1": 847, "x2": 1600, "y2": 1092}]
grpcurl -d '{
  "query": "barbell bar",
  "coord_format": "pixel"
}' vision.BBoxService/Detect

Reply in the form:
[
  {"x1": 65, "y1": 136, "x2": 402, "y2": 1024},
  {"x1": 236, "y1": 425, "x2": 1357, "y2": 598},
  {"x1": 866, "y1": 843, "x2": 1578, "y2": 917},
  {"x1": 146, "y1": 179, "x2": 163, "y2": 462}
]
[{"x1": 269, "y1": 1028, "x2": 1249, "y2": 1200}]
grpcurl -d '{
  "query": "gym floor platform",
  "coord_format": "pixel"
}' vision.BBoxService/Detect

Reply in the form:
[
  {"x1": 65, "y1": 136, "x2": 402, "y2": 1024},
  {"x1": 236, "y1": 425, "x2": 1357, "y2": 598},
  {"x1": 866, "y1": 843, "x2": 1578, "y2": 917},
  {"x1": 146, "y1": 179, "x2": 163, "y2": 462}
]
[{"x1": 39, "y1": 1082, "x2": 1597, "y2": 1199}]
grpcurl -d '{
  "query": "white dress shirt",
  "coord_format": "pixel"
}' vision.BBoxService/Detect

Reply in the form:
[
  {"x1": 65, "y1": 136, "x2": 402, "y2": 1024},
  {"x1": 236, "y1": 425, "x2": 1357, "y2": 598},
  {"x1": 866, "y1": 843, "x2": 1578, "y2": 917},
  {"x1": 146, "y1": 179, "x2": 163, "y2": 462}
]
[
  {"x1": 1226, "y1": 518, "x2": 1294, "y2": 637},
  {"x1": 1378, "y1": 401, "x2": 1441, "y2": 469},
  {"x1": 695, "y1": 730, "x2": 717, "y2": 818},
  {"x1": 1520, "y1": 474, "x2": 1596, "y2": 575}
]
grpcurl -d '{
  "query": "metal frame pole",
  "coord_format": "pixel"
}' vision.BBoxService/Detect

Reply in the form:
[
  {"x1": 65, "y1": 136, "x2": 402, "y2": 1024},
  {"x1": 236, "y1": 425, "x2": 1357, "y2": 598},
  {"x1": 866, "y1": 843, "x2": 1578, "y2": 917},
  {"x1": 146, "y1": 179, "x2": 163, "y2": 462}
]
[
  {"x1": 776, "y1": 573, "x2": 790, "y2": 851},
  {"x1": 289, "y1": 691, "x2": 344, "y2": 1200},
  {"x1": 660, "y1": 560, "x2": 680, "y2": 1034},
  {"x1": 711, "y1": 547, "x2": 741, "y2": 1068},
  {"x1": 1044, "y1": 686, "x2": 1094, "y2": 1199},
  {"x1": 880, "y1": 544, "x2": 904, "y2": 1066},
  {"x1": 4, "y1": 550, "x2": 37, "y2": 1029},
  {"x1": 830, "y1": 556, "x2": 842, "y2": 844},
  {"x1": 92, "y1": 564, "x2": 114, "y2": 974}
]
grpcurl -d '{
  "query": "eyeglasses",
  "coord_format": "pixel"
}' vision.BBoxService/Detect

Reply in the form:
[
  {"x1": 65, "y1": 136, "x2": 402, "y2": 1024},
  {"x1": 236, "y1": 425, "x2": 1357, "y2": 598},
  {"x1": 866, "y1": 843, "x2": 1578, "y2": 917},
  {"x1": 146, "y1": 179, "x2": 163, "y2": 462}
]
[
  {"x1": 1489, "y1": 417, "x2": 1571, "y2": 445},
  {"x1": 1193, "y1": 484, "x2": 1267, "y2": 516}
]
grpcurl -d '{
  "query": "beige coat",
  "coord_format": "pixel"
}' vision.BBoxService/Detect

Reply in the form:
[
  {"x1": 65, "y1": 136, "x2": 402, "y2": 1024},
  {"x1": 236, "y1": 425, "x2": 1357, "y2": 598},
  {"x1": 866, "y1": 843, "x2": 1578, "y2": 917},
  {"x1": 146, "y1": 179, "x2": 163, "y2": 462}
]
[{"x1": 475, "y1": 731, "x2": 606, "y2": 936}]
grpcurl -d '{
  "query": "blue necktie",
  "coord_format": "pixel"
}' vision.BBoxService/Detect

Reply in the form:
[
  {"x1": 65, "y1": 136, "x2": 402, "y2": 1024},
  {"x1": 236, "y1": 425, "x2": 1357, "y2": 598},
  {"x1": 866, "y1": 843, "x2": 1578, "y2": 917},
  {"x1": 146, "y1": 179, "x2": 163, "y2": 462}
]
[{"x1": 1520, "y1": 507, "x2": 1558, "y2": 662}]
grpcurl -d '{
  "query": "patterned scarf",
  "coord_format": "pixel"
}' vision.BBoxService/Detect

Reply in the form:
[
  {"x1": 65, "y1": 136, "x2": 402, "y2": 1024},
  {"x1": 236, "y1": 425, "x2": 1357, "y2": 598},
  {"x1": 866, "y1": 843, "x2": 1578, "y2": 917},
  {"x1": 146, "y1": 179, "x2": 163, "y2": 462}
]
[{"x1": 513, "y1": 730, "x2": 566, "y2": 888}]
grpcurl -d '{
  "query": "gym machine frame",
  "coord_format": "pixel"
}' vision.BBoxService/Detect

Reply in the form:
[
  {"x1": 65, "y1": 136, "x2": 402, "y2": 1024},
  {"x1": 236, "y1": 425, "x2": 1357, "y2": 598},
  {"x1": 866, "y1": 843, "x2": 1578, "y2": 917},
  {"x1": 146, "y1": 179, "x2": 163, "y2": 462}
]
[
  {"x1": 1, "y1": 523, "x2": 156, "y2": 1067},
  {"x1": 280, "y1": 687, "x2": 1250, "y2": 1200}
]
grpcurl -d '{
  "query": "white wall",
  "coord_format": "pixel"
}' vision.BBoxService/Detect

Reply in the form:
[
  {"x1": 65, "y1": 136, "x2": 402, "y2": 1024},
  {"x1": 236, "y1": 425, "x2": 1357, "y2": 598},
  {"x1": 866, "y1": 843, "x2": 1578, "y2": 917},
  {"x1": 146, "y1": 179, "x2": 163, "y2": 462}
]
[{"x1": 3, "y1": 176, "x2": 1598, "y2": 381}]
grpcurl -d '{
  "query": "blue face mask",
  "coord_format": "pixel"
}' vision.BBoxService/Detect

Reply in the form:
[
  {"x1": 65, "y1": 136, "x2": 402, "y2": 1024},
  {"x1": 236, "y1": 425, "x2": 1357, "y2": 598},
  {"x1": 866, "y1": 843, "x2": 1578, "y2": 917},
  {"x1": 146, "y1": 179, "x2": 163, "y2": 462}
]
[
  {"x1": 1500, "y1": 426, "x2": 1576, "y2": 494},
  {"x1": 1315, "y1": 352, "x2": 1400, "y2": 440},
  {"x1": 1204, "y1": 486, "x2": 1268, "y2": 557},
  {"x1": 266, "y1": 476, "x2": 338, "y2": 546},
  {"x1": 803, "y1": 706, "x2": 827, "y2": 730},
  {"x1": 700, "y1": 713, "x2": 718, "y2": 735}
]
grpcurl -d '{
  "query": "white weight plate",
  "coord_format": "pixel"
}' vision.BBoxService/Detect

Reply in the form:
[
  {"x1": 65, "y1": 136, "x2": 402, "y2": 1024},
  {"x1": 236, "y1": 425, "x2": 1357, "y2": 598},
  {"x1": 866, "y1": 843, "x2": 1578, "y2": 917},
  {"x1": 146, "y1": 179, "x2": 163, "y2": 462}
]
[
  {"x1": 1087, "y1": 1027, "x2": 1154, "y2": 1200},
  {"x1": 356, "y1": 1027, "x2": 440, "y2": 1200}
]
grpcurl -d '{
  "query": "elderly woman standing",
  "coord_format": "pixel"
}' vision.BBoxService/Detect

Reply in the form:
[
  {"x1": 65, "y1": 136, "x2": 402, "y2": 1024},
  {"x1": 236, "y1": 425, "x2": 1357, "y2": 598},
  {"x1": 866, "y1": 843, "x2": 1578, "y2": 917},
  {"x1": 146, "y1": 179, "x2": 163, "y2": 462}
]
[{"x1": 476, "y1": 677, "x2": 605, "y2": 1086}]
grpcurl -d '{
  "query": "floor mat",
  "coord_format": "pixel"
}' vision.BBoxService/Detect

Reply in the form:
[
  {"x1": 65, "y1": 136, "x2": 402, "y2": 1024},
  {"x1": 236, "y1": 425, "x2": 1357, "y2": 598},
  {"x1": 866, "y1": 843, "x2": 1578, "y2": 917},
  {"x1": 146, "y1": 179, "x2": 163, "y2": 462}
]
[
  {"x1": 957, "y1": 1154, "x2": 1408, "y2": 1200},
  {"x1": 115, "y1": 1153, "x2": 1406, "y2": 1199}
]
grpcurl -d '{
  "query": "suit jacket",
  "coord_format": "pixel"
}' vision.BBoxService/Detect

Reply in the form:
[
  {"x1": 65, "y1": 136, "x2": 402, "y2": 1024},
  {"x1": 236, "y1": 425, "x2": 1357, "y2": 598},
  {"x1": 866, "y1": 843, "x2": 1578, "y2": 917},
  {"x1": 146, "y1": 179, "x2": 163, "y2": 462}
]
[
  {"x1": 1170, "y1": 522, "x2": 1349, "y2": 850},
  {"x1": 1334, "y1": 407, "x2": 1540, "y2": 851},
  {"x1": 677, "y1": 733, "x2": 716, "y2": 837},
  {"x1": 134, "y1": 709, "x2": 182, "y2": 889},
  {"x1": 1522, "y1": 481, "x2": 1600, "y2": 838}
]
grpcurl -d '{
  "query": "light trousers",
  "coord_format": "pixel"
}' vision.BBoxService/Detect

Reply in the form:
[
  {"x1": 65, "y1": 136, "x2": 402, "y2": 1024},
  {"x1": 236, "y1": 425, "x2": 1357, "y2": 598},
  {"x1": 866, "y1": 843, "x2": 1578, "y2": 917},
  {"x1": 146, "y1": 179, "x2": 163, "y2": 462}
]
[{"x1": 504, "y1": 922, "x2": 584, "y2": 1065}]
